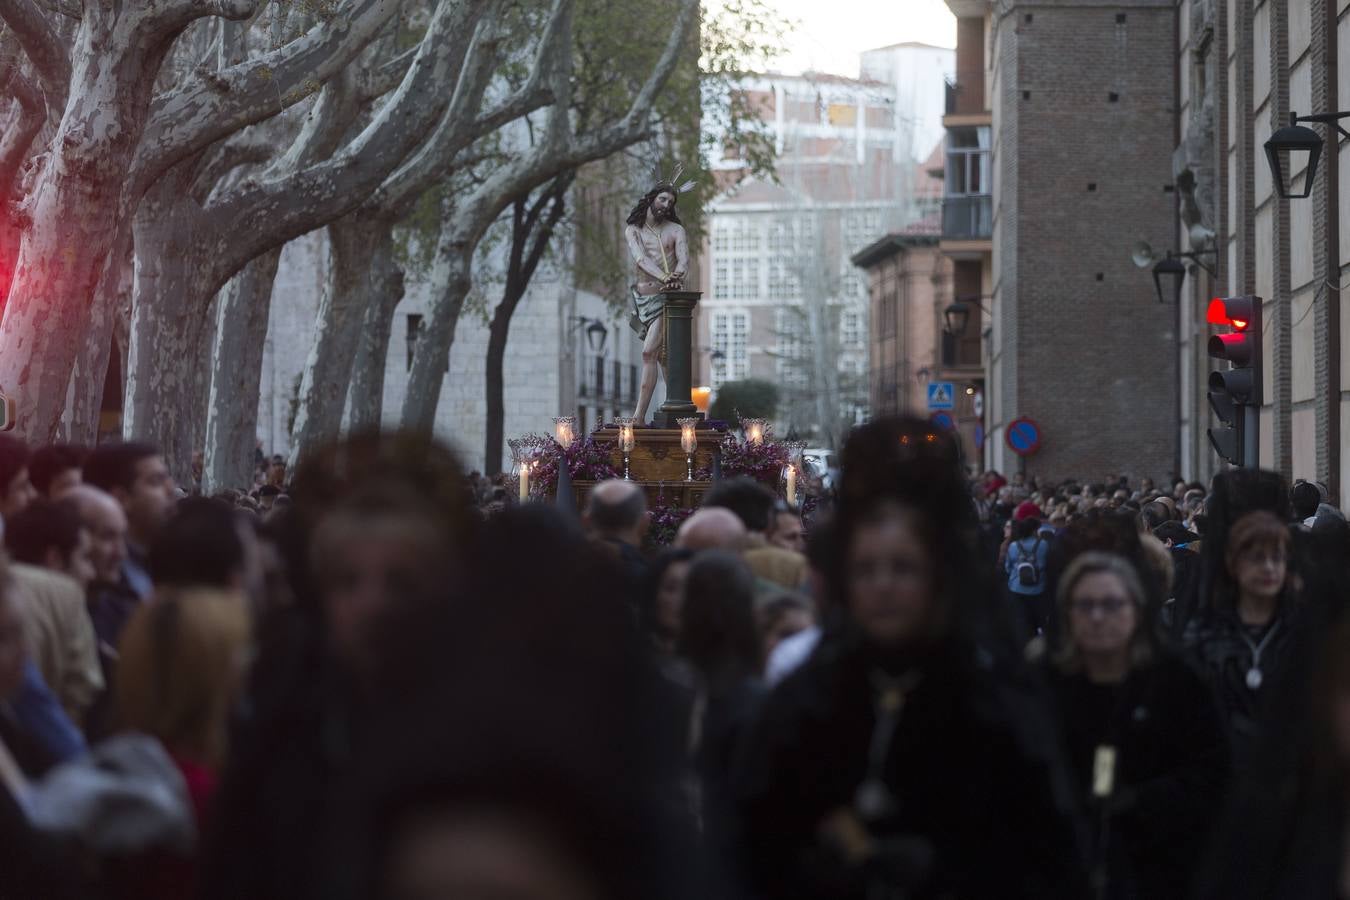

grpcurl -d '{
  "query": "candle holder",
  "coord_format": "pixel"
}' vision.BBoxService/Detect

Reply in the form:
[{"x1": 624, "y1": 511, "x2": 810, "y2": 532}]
[
  {"x1": 552, "y1": 416, "x2": 577, "y2": 450},
  {"x1": 678, "y1": 417, "x2": 699, "y2": 482},
  {"x1": 508, "y1": 439, "x2": 532, "y2": 503},
  {"x1": 616, "y1": 416, "x2": 638, "y2": 480},
  {"x1": 741, "y1": 417, "x2": 769, "y2": 446}
]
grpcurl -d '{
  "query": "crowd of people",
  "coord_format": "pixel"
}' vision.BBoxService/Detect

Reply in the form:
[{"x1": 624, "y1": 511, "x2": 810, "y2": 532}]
[{"x1": 0, "y1": 420, "x2": 1349, "y2": 899}]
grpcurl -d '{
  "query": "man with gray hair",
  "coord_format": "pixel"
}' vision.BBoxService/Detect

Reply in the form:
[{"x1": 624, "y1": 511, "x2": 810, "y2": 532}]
[
  {"x1": 675, "y1": 507, "x2": 748, "y2": 553},
  {"x1": 584, "y1": 480, "x2": 651, "y2": 588}
]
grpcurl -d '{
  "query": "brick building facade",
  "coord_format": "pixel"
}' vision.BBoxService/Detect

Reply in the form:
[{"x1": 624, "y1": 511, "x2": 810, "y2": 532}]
[
  {"x1": 947, "y1": 0, "x2": 1180, "y2": 483},
  {"x1": 1170, "y1": 0, "x2": 1349, "y2": 504}
]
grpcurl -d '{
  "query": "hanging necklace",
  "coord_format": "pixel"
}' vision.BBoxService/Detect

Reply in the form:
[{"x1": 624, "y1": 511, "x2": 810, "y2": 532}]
[
  {"x1": 1238, "y1": 616, "x2": 1281, "y2": 690},
  {"x1": 854, "y1": 669, "x2": 922, "y2": 821}
]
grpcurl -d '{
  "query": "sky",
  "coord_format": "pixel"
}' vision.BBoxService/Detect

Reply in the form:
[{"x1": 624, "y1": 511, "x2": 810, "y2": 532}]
[{"x1": 767, "y1": 0, "x2": 957, "y2": 77}]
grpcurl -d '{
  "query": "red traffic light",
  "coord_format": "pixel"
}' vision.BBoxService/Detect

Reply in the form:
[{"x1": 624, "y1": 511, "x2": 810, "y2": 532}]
[{"x1": 1208, "y1": 297, "x2": 1251, "y2": 330}]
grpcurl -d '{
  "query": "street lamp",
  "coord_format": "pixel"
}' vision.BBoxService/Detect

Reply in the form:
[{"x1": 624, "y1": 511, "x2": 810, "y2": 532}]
[
  {"x1": 570, "y1": 316, "x2": 609, "y2": 354},
  {"x1": 943, "y1": 302, "x2": 970, "y2": 337},
  {"x1": 1130, "y1": 241, "x2": 1216, "y2": 304},
  {"x1": 1264, "y1": 111, "x2": 1350, "y2": 199},
  {"x1": 943, "y1": 294, "x2": 992, "y2": 337}
]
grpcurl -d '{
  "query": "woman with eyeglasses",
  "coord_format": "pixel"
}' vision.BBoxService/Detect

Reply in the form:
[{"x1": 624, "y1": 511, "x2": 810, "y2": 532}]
[
  {"x1": 1047, "y1": 552, "x2": 1228, "y2": 900},
  {"x1": 1183, "y1": 509, "x2": 1299, "y2": 775}
]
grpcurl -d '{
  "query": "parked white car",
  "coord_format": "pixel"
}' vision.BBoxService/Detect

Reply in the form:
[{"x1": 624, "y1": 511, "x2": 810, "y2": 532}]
[{"x1": 800, "y1": 448, "x2": 839, "y2": 493}]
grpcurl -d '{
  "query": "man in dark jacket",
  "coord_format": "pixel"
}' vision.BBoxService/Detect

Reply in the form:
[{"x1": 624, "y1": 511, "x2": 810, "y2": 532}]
[{"x1": 585, "y1": 479, "x2": 651, "y2": 591}]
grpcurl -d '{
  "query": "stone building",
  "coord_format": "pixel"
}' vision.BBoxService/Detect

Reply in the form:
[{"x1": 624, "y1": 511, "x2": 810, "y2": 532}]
[
  {"x1": 1168, "y1": 0, "x2": 1348, "y2": 502},
  {"x1": 700, "y1": 50, "x2": 952, "y2": 446},
  {"x1": 945, "y1": 0, "x2": 1179, "y2": 483},
  {"x1": 257, "y1": 222, "x2": 648, "y2": 477}
]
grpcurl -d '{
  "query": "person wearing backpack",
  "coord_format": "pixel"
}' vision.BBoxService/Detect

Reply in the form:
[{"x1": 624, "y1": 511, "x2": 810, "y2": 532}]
[{"x1": 1005, "y1": 516, "x2": 1050, "y2": 636}]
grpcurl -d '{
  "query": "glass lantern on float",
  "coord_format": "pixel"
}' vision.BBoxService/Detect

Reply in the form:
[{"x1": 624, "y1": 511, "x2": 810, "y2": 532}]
[
  {"x1": 782, "y1": 441, "x2": 807, "y2": 506},
  {"x1": 616, "y1": 417, "x2": 638, "y2": 480},
  {"x1": 678, "y1": 418, "x2": 699, "y2": 482},
  {"x1": 507, "y1": 438, "x2": 531, "y2": 503},
  {"x1": 553, "y1": 416, "x2": 577, "y2": 450},
  {"x1": 741, "y1": 417, "x2": 768, "y2": 446}
]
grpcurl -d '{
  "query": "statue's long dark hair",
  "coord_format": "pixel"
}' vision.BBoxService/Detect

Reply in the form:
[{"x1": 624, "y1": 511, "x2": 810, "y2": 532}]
[{"x1": 626, "y1": 183, "x2": 682, "y2": 227}]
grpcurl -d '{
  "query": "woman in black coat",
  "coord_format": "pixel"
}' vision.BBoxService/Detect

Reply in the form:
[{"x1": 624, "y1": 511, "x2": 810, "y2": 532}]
[
  {"x1": 1045, "y1": 552, "x2": 1228, "y2": 900},
  {"x1": 736, "y1": 418, "x2": 1090, "y2": 900}
]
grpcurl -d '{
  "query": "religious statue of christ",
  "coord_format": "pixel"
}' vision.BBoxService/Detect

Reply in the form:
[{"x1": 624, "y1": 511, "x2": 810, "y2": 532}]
[{"x1": 625, "y1": 178, "x2": 691, "y2": 423}]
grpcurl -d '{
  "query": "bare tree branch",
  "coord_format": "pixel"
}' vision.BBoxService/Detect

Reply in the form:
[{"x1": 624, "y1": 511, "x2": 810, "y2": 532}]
[
  {"x1": 32, "y1": 0, "x2": 78, "y2": 18},
  {"x1": 0, "y1": 66, "x2": 44, "y2": 203},
  {"x1": 0, "y1": 0, "x2": 70, "y2": 104},
  {"x1": 132, "y1": 0, "x2": 402, "y2": 200},
  {"x1": 188, "y1": 130, "x2": 273, "y2": 202},
  {"x1": 201, "y1": 0, "x2": 488, "y2": 288},
  {"x1": 133, "y1": 0, "x2": 257, "y2": 46},
  {"x1": 361, "y1": 44, "x2": 415, "y2": 100},
  {"x1": 368, "y1": 0, "x2": 567, "y2": 215}
]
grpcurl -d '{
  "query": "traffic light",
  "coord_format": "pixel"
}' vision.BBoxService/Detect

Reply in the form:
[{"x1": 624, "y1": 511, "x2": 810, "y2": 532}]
[{"x1": 1206, "y1": 296, "x2": 1262, "y2": 467}]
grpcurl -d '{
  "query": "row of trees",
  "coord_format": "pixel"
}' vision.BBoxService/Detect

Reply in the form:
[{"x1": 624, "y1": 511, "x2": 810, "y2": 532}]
[{"x1": 0, "y1": 0, "x2": 778, "y2": 487}]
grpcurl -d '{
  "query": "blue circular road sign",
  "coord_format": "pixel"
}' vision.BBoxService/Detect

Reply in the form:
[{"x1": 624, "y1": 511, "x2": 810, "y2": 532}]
[
  {"x1": 1005, "y1": 417, "x2": 1042, "y2": 456},
  {"x1": 930, "y1": 412, "x2": 955, "y2": 431}
]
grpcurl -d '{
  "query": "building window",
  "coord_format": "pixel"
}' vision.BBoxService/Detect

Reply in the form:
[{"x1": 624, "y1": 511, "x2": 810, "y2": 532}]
[
  {"x1": 713, "y1": 258, "x2": 730, "y2": 299},
  {"x1": 840, "y1": 272, "x2": 864, "y2": 300},
  {"x1": 841, "y1": 309, "x2": 864, "y2": 349},
  {"x1": 712, "y1": 311, "x2": 750, "y2": 388},
  {"x1": 774, "y1": 307, "x2": 809, "y2": 388},
  {"x1": 945, "y1": 126, "x2": 991, "y2": 197},
  {"x1": 712, "y1": 216, "x2": 762, "y2": 301},
  {"x1": 767, "y1": 259, "x2": 801, "y2": 300}
]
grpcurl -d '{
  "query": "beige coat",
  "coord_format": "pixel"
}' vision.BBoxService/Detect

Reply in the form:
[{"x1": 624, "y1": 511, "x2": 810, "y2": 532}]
[{"x1": 13, "y1": 563, "x2": 103, "y2": 723}]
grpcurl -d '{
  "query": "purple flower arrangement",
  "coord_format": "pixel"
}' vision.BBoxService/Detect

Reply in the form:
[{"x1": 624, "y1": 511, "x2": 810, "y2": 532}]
[
  {"x1": 527, "y1": 434, "x2": 620, "y2": 493},
  {"x1": 647, "y1": 500, "x2": 696, "y2": 549},
  {"x1": 699, "y1": 435, "x2": 791, "y2": 486}
]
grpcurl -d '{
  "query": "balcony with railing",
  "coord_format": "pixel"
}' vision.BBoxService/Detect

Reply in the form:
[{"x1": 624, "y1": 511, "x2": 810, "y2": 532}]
[
  {"x1": 942, "y1": 195, "x2": 992, "y2": 240},
  {"x1": 577, "y1": 354, "x2": 638, "y2": 408},
  {"x1": 944, "y1": 69, "x2": 987, "y2": 117}
]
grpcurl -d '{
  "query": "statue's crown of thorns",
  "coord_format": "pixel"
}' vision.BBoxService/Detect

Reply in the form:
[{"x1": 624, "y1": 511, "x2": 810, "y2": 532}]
[{"x1": 650, "y1": 162, "x2": 697, "y2": 196}]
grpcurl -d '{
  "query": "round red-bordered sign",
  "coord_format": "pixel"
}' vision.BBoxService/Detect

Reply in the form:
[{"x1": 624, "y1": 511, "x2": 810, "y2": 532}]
[{"x1": 1005, "y1": 417, "x2": 1042, "y2": 456}]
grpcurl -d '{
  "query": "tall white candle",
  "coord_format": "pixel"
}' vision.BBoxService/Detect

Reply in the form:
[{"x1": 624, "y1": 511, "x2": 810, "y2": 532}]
[
  {"x1": 785, "y1": 465, "x2": 797, "y2": 506},
  {"x1": 519, "y1": 461, "x2": 530, "y2": 502}
]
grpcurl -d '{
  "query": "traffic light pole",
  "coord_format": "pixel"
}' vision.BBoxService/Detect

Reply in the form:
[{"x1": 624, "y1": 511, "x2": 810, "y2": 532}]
[{"x1": 1242, "y1": 404, "x2": 1260, "y2": 470}]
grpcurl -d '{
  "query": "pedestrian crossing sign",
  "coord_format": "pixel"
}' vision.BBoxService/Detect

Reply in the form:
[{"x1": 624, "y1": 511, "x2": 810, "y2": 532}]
[{"x1": 926, "y1": 382, "x2": 955, "y2": 411}]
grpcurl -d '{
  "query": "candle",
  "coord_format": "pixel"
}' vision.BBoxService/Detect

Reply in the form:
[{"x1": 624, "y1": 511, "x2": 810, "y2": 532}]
[
  {"x1": 785, "y1": 464, "x2": 797, "y2": 506},
  {"x1": 691, "y1": 386, "x2": 712, "y2": 414},
  {"x1": 518, "y1": 461, "x2": 530, "y2": 502},
  {"x1": 742, "y1": 417, "x2": 768, "y2": 446},
  {"x1": 553, "y1": 416, "x2": 576, "y2": 449}
]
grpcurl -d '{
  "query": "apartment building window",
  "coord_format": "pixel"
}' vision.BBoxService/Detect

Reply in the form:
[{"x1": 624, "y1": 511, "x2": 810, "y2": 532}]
[
  {"x1": 712, "y1": 215, "x2": 763, "y2": 301},
  {"x1": 840, "y1": 271, "x2": 865, "y2": 300},
  {"x1": 944, "y1": 126, "x2": 993, "y2": 240},
  {"x1": 841, "y1": 309, "x2": 864, "y2": 349},
  {"x1": 767, "y1": 259, "x2": 801, "y2": 300},
  {"x1": 879, "y1": 293, "x2": 896, "y2": 338},
  {"x1": 774, "y1": 307, "x2": 809, "y2": 388},
  {"x1": 712, "y1": 311, "x2": 750, "y2": 388},
  {"x1": 946, "y1": 127, "x2": 990, "y2": 194}
]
